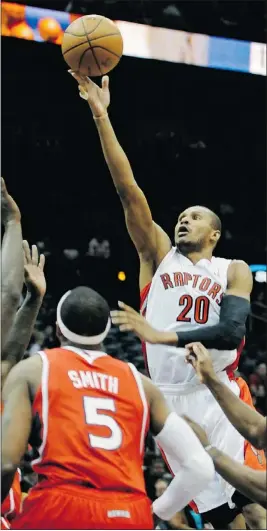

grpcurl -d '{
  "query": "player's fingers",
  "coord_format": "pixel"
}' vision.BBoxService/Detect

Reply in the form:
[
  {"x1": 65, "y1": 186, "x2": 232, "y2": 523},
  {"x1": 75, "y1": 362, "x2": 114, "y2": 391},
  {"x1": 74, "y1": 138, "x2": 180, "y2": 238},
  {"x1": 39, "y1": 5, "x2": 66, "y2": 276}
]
[
  {"x1": 119, "y1": 324, "x2": 133, "y2": 332},
  {"x1": 110, "y1": 310, "x2": 128, "y2": 318},
  {"x1": 31, "y1": 245, "x2": 39, "y2": 266},
  {"x1": 23, "y1": 240, "x2": 31, "y2": 263},
  {"x1": 102, "y1": 75, "x2": 109, "y2": 90},
  {"x1": 118, "y1": 301, "x2": 137, "y2": 315},
  {"x1": 39, "y1": 254, "x2": 46, "y2": 270},
  {"x1": 111, "y1": 317, "x2": 127, "y2": 326},
  {"x1": 79, "y1": 85, "x2": 88, "y2": 100},
  {"x1": 68, "y1": 70, "x2": 84, "y2": 83}
]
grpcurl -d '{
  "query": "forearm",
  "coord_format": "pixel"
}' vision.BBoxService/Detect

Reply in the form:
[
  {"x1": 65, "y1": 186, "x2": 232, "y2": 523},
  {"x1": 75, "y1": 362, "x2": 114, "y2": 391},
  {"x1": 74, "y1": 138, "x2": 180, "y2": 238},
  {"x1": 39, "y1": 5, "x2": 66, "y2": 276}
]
[
  {"x1": 2, "y1": 292, "x2": 43, "y2": 365},
  {"x1": 153, "y1": 414, "x2": 214, "y2": 520},
  {"x1": 208, "y1": 447, "x2": 267, "y2": 508},
  {"x1": 94, "y1": 114, "x2": 136, "y2": 193},
  {"x1": 1, "y1": 221, "x2": 24, "y2": 347},
  {"x1": 151, "y1": 324, "x2": 243, "y2": 350},
  {"x1": 206, "y1": 374, "x2": 267, "y2": 449}
]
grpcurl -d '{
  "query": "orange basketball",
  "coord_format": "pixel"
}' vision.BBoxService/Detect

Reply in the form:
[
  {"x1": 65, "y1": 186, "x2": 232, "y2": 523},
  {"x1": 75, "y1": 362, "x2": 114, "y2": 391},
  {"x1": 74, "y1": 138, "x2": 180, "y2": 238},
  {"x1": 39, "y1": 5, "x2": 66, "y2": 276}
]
[
  {"x1": 10, "y1": 22, "x2": 34, "y2": 40},
  {"x1": 39, "y1": 17, "x2": 62, "y2": 41},
  {"x1": 61, "y1": 14, "x2": 123, "y2": 77}
]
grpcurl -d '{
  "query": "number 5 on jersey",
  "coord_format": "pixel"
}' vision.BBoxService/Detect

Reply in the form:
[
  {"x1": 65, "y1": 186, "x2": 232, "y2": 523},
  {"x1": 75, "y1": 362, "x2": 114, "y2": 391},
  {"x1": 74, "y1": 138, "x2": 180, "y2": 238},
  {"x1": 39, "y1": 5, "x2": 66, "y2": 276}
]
[{"x1": 83, "y1": 396, "x2": 123, "y2": 450}]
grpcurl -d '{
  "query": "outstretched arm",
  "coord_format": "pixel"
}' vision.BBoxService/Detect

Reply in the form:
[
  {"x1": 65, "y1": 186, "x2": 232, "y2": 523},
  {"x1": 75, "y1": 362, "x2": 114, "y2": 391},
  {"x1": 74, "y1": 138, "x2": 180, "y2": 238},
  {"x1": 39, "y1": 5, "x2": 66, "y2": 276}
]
[
  {"x1": 185, "y1": 343, "x2": 267, "y2": 449},
  {"x1": 184, "y1": 417, "x2": 266, "y2": 509},
  {"x1": 69, "y1": 72, "x2": 171, "y2": 268},
  {"x1": 208, "y1": 448, "x2": 266, "y2": 509},
  {"x1": 1, "y1": 178, "x2": 24, "y2": 349},
  {"x1": 1, "y1": 242, "x2": 46, "y2": 387}
]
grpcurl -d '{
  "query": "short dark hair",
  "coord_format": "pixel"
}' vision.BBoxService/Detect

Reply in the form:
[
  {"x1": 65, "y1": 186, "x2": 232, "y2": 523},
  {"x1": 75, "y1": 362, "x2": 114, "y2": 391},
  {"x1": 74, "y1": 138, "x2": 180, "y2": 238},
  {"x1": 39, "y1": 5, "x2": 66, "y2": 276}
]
[{"x1": 60, "y1": 286, "x2": 110, "y2": 338}]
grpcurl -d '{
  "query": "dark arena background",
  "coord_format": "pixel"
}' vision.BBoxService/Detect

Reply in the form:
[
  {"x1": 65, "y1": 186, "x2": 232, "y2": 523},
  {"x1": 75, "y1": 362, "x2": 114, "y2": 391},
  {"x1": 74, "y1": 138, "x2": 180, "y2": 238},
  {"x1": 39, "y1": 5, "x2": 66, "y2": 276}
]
[{"x1": 2, "y1": 0, "x2": 266, "y2": 527}]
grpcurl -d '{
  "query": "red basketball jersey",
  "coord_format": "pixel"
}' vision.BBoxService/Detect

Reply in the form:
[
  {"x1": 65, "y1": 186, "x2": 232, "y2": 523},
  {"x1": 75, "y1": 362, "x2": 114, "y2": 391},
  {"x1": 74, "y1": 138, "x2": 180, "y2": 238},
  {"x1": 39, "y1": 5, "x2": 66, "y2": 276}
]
[{"x1": 31, "y1": 347, "x2": 149, "y2": 494}]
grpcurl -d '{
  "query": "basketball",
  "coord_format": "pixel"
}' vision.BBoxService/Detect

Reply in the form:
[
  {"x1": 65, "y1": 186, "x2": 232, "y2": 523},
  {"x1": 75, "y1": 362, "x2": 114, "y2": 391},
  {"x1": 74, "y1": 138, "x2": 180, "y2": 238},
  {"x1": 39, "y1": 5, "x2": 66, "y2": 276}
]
[{"x1": 61, "y1": 14, "x2": 123, "y2": 77}]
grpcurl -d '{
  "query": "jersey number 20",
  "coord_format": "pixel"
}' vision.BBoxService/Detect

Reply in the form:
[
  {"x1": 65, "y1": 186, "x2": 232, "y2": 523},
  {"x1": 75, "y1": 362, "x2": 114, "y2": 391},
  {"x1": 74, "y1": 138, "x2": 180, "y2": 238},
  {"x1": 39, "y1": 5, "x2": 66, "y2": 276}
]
[
  {"x1": 177, "y1": 295, "x2": 210, "y2": 324},
  {"x1": 83, "y1": 396, "x2": 122, "y2": 451}
]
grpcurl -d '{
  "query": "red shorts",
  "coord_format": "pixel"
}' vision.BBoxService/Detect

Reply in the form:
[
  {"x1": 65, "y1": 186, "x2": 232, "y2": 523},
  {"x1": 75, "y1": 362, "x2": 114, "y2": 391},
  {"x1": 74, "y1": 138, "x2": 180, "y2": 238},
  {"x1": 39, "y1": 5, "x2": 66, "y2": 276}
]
[{"x1": 11, "y1": 484, "x2": 153, "y2": 530}]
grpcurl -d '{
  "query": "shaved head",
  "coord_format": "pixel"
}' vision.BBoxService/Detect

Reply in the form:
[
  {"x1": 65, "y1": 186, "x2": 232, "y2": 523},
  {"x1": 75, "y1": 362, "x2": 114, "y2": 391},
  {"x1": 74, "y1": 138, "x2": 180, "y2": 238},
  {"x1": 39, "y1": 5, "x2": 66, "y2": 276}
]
[
  {"x1": 175, "y1": 206, "x2": 222, "y2": 253},
  {"x1": 195, "y1": 206, "x2": 221, "y2": 233}
]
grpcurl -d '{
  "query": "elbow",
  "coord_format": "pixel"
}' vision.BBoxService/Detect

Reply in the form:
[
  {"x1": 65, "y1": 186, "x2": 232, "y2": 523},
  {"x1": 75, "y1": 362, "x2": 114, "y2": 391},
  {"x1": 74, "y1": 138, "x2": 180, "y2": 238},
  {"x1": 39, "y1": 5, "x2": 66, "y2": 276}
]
[{"x1": 221, "y1": 323, "x2": 246, "y2": 350}]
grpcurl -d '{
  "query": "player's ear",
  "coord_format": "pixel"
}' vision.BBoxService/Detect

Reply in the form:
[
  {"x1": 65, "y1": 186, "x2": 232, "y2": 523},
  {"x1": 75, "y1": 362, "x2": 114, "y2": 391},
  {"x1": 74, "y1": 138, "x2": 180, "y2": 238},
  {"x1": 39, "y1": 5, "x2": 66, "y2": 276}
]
[{"x1": 211, "y1": 230, "x2": 221, "y2": 245}]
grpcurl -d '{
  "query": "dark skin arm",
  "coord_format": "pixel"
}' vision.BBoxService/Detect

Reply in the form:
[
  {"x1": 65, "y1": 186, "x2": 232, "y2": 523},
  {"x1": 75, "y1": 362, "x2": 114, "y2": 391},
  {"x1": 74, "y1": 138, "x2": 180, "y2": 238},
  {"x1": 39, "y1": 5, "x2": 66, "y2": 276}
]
[
  {"x1": 111, "y1": 261, "x2": 253, "y2": 347},
  {"x1": 208, "y1": 448, "x2": 266, "y2": 509},
  {"x1": 69, "y1": 72, "x2": 171, "y2": 282},
  {"x1": 1, "y1": 178, "x2": 24, "y2": 349},
  {"x1": 1, "y1": 360, "x2": 33, "y2": 501},
  {"x1": 185, "y1": 342, "x2": 267, "y2": 449},
  {"x1": 1, "y1": 242, "x2": 46, "y2": 387},
  {"x1": 184, "y1": 417, "x2": 267, "y2": 509}
]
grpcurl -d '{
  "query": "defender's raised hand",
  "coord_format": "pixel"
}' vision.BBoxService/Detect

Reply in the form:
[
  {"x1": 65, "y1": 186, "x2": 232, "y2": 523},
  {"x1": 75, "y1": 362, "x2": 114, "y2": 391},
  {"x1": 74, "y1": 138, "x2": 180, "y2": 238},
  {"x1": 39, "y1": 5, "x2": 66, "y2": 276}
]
[
  {"x1": 185, "y1": 342, "x2": 217, "y2": 384},
  {"x1": 69, "y1": 70, "x2": 110, "y2": 118},
  {"x1": 23, "y1": 241, "x2": 46, "y2": 299},
  {"x1": 1, "y1": 178, "x2": 21, "y2": 226}
]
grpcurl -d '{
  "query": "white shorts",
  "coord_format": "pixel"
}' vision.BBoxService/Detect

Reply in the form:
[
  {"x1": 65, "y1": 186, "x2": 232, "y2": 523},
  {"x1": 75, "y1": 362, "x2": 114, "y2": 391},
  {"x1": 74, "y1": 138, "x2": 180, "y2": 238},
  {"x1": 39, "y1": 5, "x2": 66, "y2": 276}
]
[{"x1": 158, "y1": 371, "x2": 245, "y2": 514}]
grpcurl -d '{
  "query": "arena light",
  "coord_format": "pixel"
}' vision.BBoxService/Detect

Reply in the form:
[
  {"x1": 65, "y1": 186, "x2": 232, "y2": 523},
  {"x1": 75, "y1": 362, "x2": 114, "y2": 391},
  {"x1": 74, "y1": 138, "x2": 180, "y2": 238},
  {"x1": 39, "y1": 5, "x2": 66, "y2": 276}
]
[
  {"x1": 118, "y1": 271, "x2": 126, "y2": 282},
  {"x1": 249, "y1": 265, "x2": 266, "y2": 283},
  {"x1": 249, "y1": 265, "x2": 266, "y2": 272},
  {"x1": 255, "y1": 271, "x2": 266, "y2": 283}
]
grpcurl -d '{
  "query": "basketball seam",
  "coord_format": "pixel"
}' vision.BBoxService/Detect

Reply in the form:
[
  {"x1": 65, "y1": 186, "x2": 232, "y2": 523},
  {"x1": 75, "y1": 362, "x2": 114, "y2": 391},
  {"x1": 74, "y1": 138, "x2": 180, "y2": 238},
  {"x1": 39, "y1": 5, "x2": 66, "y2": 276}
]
[
  {"x1": 90, "y1": 46, "x2": 121, "y2": 59},
  {"x1": 63, "y1": 40, "x2": 88, "y2": 56},
  {"x1": 88, "y1": 32, "x2": 120, "y2": 42},
  {"x1": 81, "y1": 16, "x2": 102, "y2": 76},
  {"x1": 65, "y1": 17, "x2": 103, "y2": 38}
]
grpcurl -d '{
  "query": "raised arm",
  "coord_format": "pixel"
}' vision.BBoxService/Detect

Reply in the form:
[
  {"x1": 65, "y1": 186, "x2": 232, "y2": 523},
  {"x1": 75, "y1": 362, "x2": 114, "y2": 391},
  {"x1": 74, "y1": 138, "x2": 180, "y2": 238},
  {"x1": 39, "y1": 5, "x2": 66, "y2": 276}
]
[
  {"x1": 1, "y1": 242, "x2": 46, "y2": 387},
  {"x1": 139, "y1": 373, "x2": 214, "y2": 521},
  {"x1": 185, "y1": 343, "x2": 267, "y2": 449},
  {"x1": 1, "y1": 178, "x2": 24, "y2": 349},
  {"x1": 69, "y1": 72, "x2": 171, "y2": 272}
]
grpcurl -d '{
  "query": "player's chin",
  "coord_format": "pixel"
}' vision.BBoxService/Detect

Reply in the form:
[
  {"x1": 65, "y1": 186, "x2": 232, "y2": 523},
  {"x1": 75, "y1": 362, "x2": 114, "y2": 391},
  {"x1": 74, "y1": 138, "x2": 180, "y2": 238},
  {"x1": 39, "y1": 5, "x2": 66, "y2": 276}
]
[{"x1": 176, "y1": 234, "x2": 191, "y2": 245}]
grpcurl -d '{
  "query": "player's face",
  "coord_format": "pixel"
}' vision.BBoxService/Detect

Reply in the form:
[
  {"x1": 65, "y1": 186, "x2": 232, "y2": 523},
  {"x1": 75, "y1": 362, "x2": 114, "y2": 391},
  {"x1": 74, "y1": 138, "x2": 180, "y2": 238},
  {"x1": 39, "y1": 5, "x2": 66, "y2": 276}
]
[{"x1": 174, "y1": 207, "x2": 216, "y2": 250}]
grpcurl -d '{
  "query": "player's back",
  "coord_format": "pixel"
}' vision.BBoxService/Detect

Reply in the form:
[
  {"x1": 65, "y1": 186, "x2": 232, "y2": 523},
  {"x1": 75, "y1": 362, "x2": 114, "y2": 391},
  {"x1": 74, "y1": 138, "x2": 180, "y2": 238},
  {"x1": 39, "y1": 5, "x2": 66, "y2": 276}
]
[{"x1": 31, "y1": 347, "x2": 149, "y2": 495}]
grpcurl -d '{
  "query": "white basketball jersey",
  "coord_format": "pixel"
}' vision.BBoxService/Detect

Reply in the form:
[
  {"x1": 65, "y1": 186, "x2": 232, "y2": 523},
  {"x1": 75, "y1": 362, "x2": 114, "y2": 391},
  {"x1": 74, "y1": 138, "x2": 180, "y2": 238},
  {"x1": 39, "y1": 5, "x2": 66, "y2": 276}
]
[{"x1": 142, "y1": 248, "x2": 239, "y2": 387}]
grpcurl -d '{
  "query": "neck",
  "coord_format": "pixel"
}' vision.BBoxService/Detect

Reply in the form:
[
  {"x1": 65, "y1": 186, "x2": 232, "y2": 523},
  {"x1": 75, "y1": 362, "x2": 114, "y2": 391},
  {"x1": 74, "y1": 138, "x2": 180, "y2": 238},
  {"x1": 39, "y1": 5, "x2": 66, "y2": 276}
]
[
  {"x1": 61, "y1": 340, "x2": 103, "y2": 351},
  {"x1": 178, "y1": 247, "x2": 213, "y2": 264}
]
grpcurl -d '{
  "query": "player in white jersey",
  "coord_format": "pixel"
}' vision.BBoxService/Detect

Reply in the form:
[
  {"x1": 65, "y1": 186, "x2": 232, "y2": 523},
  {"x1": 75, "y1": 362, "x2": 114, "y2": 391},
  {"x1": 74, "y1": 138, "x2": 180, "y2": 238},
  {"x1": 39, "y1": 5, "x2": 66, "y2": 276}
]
[{"x1": 69, "y1": 71, "x2": 266, "y2": 530}]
